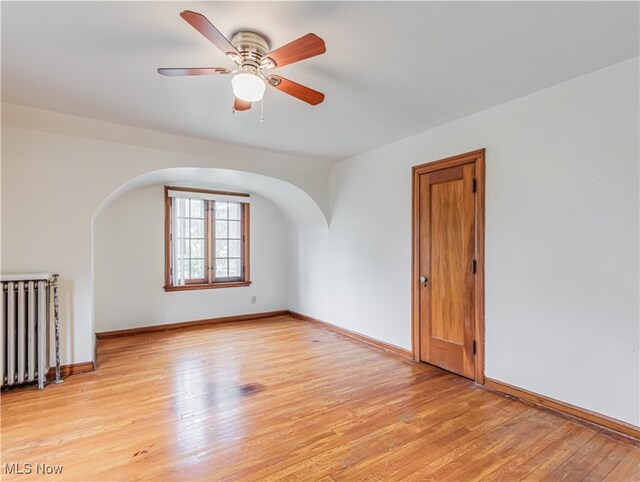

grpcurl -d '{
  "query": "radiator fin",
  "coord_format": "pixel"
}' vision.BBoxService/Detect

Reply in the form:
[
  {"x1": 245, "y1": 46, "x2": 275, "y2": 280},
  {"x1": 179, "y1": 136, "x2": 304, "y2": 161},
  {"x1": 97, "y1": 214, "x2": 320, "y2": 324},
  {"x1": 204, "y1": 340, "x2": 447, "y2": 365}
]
[
  {"x1": 7, "y1": 282, "x2": 15, "y2": 385},
  {"x1": 0, "y1": 286, "x2": 4, "y2": 384},
  {"x1": 28, "y1": 282, "x2": 36, "y2": 381},
  {"x1": 17, "y1": 282, "x2": 26, "y2": 383}
]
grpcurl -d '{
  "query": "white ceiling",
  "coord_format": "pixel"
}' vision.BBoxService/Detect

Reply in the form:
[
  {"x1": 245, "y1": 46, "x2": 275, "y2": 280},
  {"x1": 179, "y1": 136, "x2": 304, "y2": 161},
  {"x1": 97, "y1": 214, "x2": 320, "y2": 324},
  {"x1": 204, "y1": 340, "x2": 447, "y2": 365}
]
[{"x1": 2, "y1": 2, "x2": 638, "y2": 162}]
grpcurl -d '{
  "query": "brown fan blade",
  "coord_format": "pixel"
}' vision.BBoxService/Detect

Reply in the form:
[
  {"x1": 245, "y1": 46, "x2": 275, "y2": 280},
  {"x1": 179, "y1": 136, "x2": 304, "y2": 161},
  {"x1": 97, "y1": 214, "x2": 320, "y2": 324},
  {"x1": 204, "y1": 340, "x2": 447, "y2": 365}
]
[
  {"x1": 180, "y1": 10, "x2": 239, "y2": 57},
  {"x1": 267, "y1": 75, "x2": 324, "y2": 105},
  {"x1": 158, "y1": 67, "x2": 230, "y2": 77},
  {"x1": 233, "y1": 97, "x2": 251, "y2": 111},
  {"x1": 263, "y1": 33, "x2": 326, "y2": 68}
]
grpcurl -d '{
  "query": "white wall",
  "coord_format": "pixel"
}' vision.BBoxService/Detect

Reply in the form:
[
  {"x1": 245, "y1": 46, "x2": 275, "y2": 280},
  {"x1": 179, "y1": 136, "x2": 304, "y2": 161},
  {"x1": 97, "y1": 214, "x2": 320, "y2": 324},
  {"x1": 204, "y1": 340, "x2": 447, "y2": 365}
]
[
  {"x1": 292, "y1": 57, "x2": 639, "y2": 425},
  {"x1": 288, "y1": 226, "x2": 330, "y2": 321},
  {"x1": 1, "y1": 105, "x2": 329, "y2": 366},
  {"x1": 94, "y1": 185, "x2": 289, "y2": 332}
]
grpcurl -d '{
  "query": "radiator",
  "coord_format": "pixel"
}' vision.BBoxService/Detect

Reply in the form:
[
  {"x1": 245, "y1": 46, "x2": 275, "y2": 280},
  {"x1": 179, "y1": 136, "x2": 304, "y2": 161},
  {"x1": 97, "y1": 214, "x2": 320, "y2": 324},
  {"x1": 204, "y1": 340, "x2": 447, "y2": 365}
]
[{"x1": 1, "y1": 274, "x2": 61, "y2": 389}]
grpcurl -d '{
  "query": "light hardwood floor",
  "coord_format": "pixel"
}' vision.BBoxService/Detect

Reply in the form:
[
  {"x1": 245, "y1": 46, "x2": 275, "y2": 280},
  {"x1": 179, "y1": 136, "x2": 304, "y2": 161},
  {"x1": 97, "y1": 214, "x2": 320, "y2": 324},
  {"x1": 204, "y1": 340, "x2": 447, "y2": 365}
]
[{"x1": 1, "y1": 315, "x2": 638, "y2": 481}]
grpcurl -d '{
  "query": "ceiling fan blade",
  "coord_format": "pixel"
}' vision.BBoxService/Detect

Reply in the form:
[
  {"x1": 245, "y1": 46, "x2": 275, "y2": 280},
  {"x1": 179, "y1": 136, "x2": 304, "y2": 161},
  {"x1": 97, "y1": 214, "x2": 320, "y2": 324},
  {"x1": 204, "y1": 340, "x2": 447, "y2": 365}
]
[
  {"x1": 267, "y1": 75, "x2": 325, "y2": 105},
  {"x1": 263, "y1": 33, "x2": 326, "y2": 68},
  {"x1": 157, "y1": 67, "x2": 230, "y2": 77},
  {"x1": 180, "y1": 10, "x2": 239, "y2": 57},
  {"x1": 233, "y1": 97, "x2": 252, "y2": 111}
]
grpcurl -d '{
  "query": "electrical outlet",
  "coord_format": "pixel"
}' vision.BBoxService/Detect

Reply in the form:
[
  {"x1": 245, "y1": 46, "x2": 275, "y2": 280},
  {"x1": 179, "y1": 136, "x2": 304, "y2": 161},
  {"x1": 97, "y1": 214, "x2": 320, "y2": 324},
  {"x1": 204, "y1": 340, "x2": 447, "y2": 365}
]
[{"x1": 251, "y1": 295, "x2": 257, "y2": 304}]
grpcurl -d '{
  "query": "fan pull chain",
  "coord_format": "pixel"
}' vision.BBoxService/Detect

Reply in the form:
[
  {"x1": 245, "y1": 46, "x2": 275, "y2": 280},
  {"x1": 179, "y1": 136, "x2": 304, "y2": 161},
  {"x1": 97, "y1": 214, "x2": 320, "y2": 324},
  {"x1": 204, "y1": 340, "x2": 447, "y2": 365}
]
[{"x1": 260, "y1": 96, "x2": 266, "y2": 123}]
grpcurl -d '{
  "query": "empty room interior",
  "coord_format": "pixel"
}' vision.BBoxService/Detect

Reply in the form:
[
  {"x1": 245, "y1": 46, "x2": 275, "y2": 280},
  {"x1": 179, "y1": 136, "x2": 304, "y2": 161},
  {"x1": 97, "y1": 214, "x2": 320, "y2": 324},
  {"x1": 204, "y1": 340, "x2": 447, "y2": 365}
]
[{"x1": 1, "y1": 1, "x2": 639, "y2": 480}]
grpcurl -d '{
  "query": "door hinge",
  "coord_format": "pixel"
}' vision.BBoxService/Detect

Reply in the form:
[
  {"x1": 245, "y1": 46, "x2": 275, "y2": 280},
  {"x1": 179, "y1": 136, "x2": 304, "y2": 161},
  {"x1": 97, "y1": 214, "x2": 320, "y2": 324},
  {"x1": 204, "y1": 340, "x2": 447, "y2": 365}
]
[
  {"x1": 472, "y1": 178, "x2": 477, "y2": 193},
  {"x1": 473, "y1": 340, "x2": 477, "y2": 355},
  {"x1": 472, "y1": 258, "x2": 477, "y2": 274}
]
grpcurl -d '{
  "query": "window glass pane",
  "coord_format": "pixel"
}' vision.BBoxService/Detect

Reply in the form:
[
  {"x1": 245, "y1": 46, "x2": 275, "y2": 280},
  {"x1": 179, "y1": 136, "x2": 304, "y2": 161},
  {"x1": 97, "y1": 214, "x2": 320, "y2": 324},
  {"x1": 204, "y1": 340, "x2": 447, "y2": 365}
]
[
  {"x1": 215, "y1": 259, "x2": 228, "y2": 278},
  {"x1": 215, "y1": 201, "x2": 228, "y2": 220},
  {"x1": 228, "y1": 202, "x2": 241, "y2": 221},
  {"x1": 229, "y1": 240, "x2": 241, "y2": 258},
  {"x1": 175, "y1": 218, "x2": 186, "y2": 238},
  {"x1": 228, "y1": 220, "x2": 241, "y2": 239},
  {"x1": 189, "y1": 219, "x2": 204, "y2": 238},
  {"x1": 190, "y1": 239, "x2": 204, "y2": 258},
  {"x1": 228, "y1": 258, "x2": 241, "y2": 277},
  {"x1": 190, "y1": 259, "x2": 204, "y2": 279},
  {"x1": 180, "y1": 239, "x2": 190, "y2": 258},
  {"x1": 215, "y1": 220, "x2": 228, "y2": 238},
  {"x1": 182, "y1": 260, "x2": 191, "y2": 280},
  {"x1": 174, "y1": 198, "x2": 184, "y2": 217},
  {"x1": 190, "y1": 199, "x2": 204, "y2": 218},
  {"x1": 216, "y1": 240, "x2": 228, "y2": 258}
]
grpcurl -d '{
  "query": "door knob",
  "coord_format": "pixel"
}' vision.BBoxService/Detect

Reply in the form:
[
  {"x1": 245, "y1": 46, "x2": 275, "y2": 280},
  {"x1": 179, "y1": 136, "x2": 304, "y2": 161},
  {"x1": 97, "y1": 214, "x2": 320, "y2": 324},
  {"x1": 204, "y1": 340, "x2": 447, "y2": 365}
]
[{"x1": 419, "y1": 276, "x2": 428, "y2": 285}]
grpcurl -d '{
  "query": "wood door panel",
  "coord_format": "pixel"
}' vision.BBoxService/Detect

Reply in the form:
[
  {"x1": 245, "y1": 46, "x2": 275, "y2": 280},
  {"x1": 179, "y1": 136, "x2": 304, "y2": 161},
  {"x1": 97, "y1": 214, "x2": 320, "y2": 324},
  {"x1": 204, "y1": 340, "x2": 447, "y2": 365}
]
[
  {"x1": 428, "y1": 165, "x2": 464, "y2": 184},
  {"x1": 417, "y1": 162, "x2": 476, "y2": 379},
  {"x1": 431, "y1": 178, "x2": 466, "y2": 344},
  {"x1": 430, "y1": 337, "x2": 464, "y2": 375}
]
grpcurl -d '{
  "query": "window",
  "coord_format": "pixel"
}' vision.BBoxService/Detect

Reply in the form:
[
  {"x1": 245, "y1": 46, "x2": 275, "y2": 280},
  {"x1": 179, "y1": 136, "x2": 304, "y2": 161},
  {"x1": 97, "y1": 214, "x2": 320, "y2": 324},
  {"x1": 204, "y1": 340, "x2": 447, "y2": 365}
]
[{"x1": 164, "y1": 186, "x2": 250, "y2": 291}]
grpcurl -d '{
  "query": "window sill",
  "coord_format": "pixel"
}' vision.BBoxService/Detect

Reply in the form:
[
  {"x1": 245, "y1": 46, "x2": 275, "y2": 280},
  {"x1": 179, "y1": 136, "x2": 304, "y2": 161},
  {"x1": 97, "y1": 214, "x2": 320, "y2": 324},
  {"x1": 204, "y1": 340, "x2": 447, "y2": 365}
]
[{"x1": 164, "y1": 281, "x2": 251, "y2": 292}]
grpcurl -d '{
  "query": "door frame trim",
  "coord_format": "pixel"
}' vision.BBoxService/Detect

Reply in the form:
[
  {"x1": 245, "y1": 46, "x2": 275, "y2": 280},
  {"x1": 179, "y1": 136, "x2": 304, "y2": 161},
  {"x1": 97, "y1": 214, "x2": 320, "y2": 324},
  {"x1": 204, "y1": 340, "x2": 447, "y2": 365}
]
[{"x1": 411, "y1": 148, "x2": 486, "y2": 383}]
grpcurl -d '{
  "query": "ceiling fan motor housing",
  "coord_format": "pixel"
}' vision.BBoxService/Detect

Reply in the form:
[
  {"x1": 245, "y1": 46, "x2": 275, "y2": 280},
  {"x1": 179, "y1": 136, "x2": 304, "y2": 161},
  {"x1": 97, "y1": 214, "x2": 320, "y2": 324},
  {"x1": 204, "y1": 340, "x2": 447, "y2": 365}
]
[{"x1": 230, "y1": 31, "x2": 271, "y2": 74}]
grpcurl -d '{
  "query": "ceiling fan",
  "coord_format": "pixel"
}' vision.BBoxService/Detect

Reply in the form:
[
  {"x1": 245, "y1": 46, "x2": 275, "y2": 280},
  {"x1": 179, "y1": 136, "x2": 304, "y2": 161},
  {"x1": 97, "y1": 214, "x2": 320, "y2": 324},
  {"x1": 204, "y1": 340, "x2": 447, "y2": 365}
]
[{"x1": 158, "y1": 10, "x2": 326, "y2": 112}]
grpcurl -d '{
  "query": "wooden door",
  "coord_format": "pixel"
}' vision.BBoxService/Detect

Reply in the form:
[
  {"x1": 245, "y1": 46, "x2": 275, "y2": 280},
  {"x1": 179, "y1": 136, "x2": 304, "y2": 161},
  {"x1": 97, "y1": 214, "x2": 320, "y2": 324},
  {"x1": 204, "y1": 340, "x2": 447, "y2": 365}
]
[{"x1": 416, "y1": 162, "x2": 477, "y2": 379}]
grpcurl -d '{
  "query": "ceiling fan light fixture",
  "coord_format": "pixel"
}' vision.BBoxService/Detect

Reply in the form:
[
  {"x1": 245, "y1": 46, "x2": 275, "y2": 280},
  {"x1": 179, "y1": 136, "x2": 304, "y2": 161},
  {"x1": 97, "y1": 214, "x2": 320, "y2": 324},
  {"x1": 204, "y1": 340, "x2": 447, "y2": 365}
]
[{"x1": 232, "y1": 72, "x2": 266, "y2": 102}]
